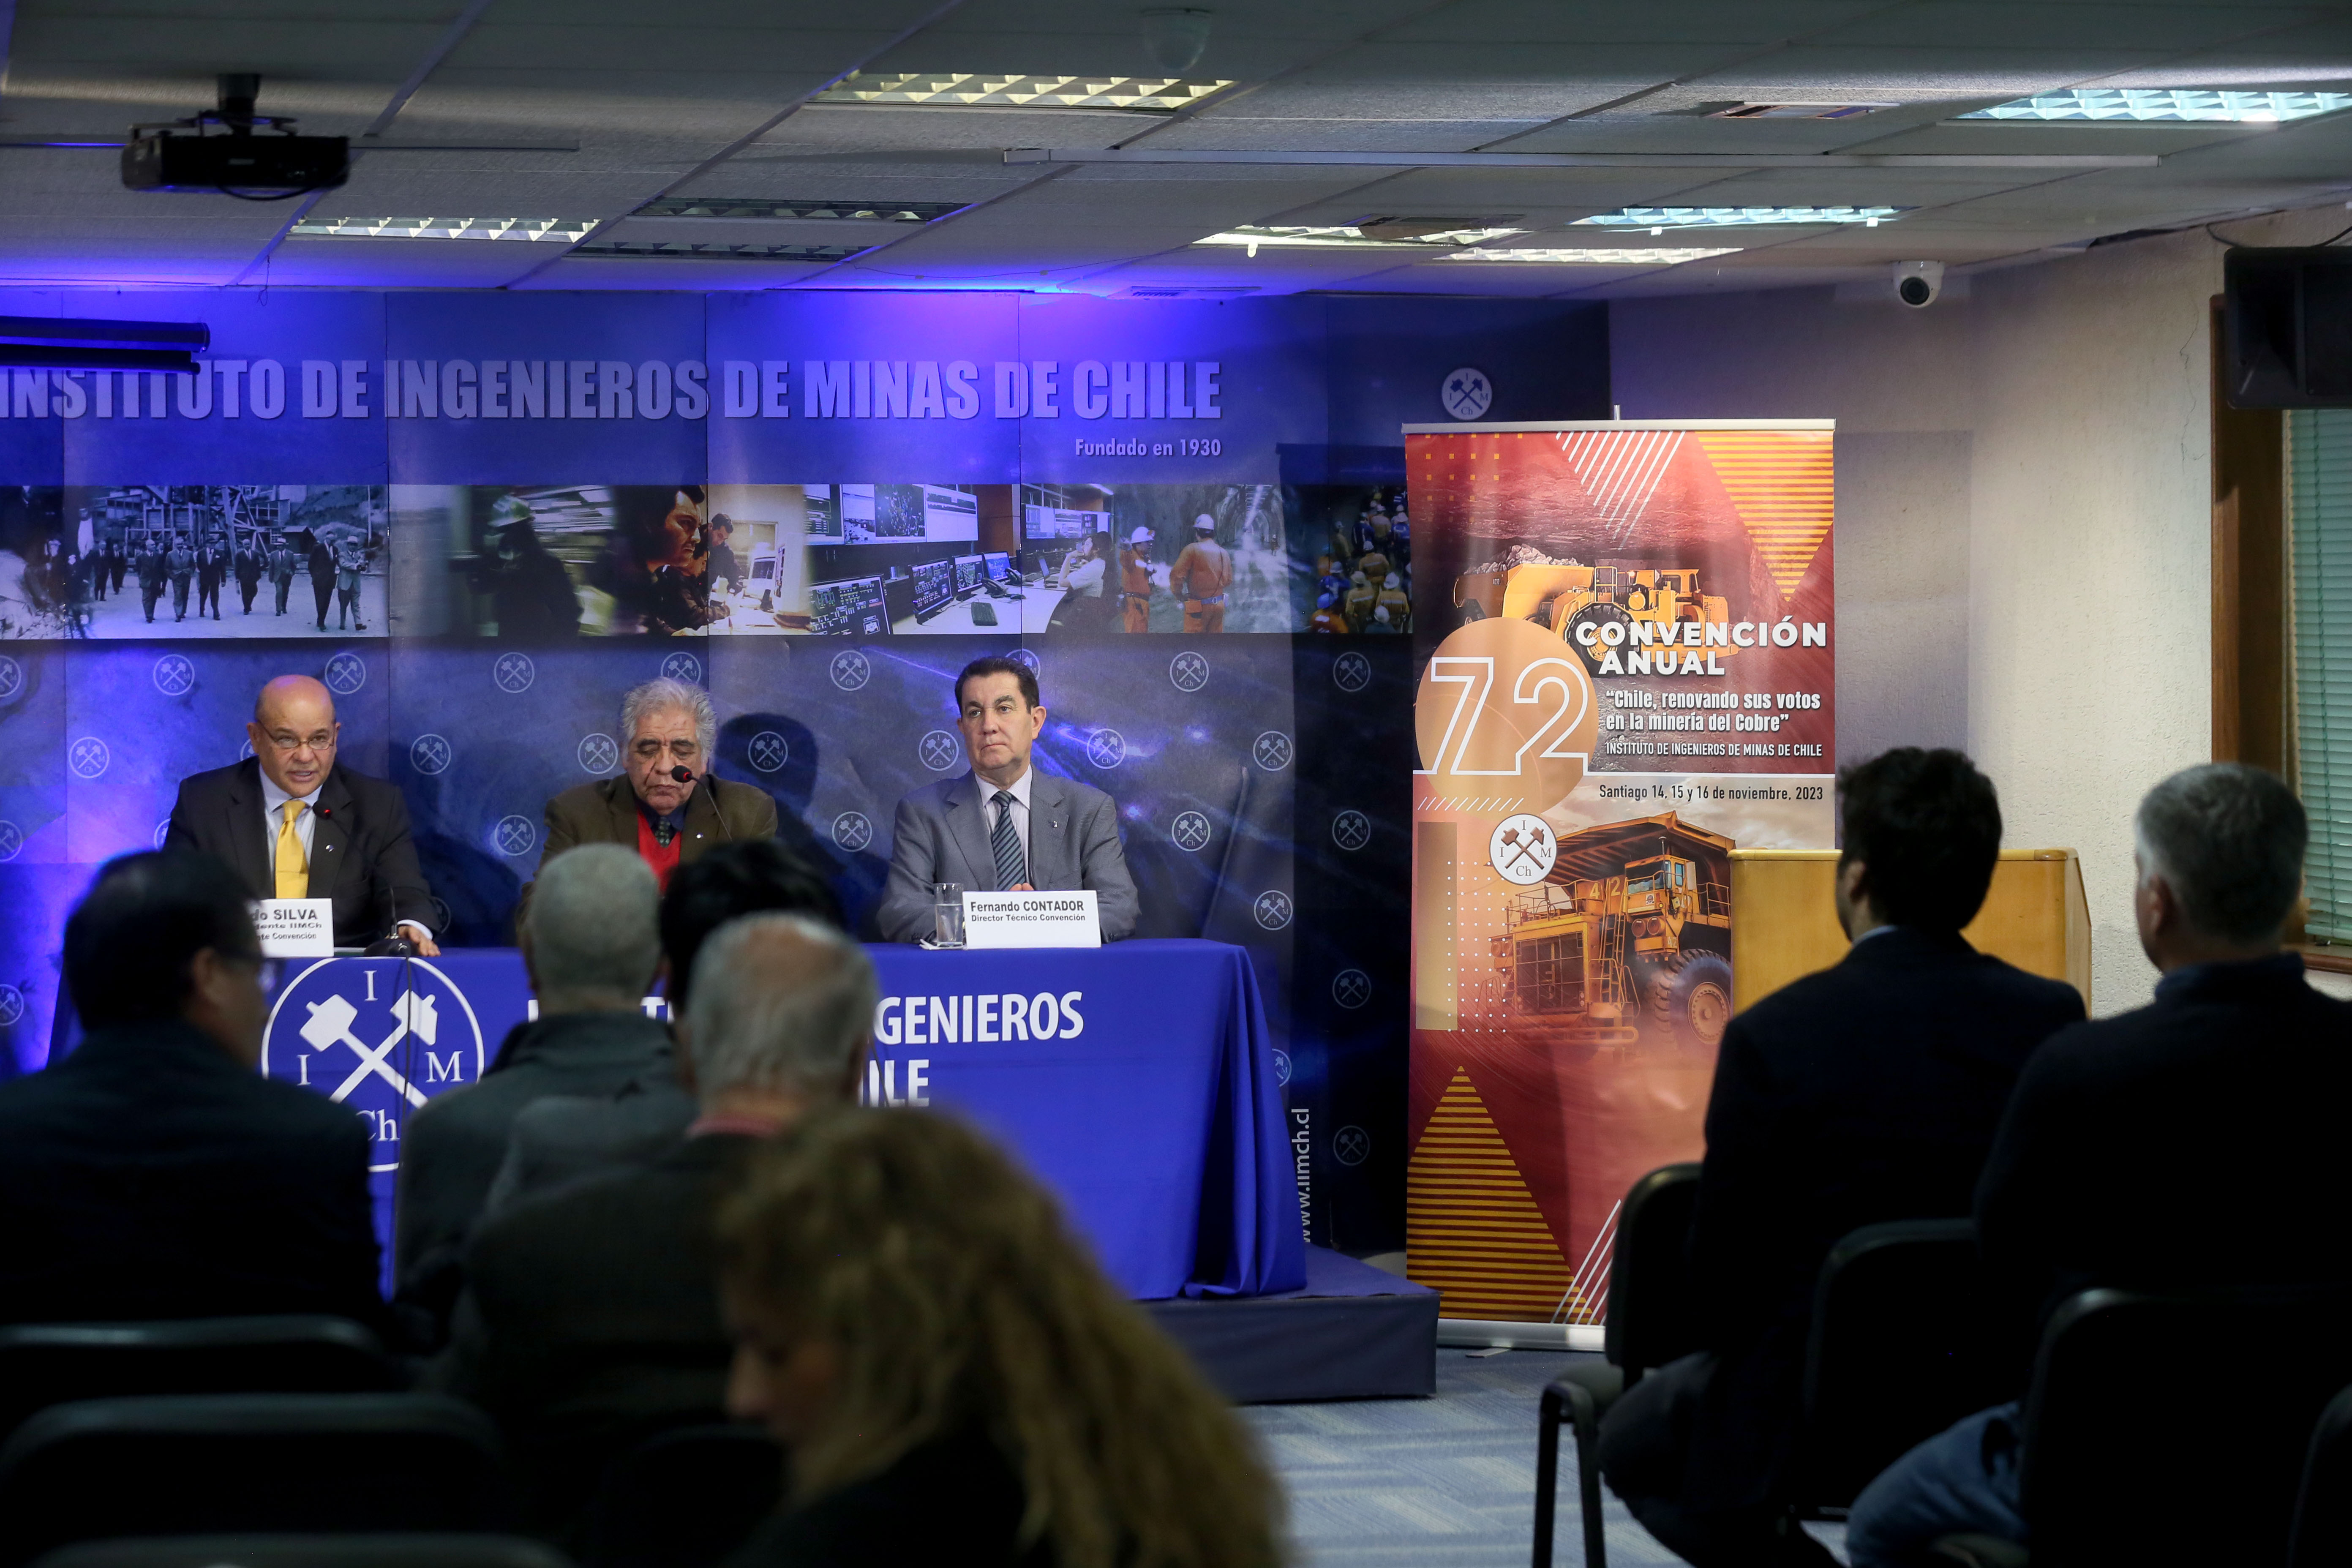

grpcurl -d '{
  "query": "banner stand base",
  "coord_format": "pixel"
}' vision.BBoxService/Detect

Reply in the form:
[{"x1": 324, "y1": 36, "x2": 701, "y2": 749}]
[{"x1": 1436, "y1": 1318, "x2": 1605, "y2": 1352}]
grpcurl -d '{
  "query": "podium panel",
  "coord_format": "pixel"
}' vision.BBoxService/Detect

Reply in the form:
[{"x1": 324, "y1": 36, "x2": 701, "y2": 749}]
[{"x1": 1730, "y1": 848, "x2": 2090, "y2": 1011}]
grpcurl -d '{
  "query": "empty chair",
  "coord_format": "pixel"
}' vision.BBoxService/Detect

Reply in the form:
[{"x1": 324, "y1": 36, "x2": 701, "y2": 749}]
[
  {"x1": 0, "y1": 1317, "x2": 401, "y2": 1445},
  {"x1": 0, "y1": 1394, "x2": 509, "y2": 1568},
  {"x1": 1979, "y1": 1287, "x2": 2352, "y2": 1567},
  {"x1": 582, "y1": 1425, "x2": 783, "y2": 1568},
  {"x1": 1788, "y1": 1219, "x2": 2004, "y2": 1512},
  {"x1": 1534, "y1": 1162, "x2": 1702, "y2": 1568},
  {"x1": 2289, "y1": 1384, "x2": 2352, "y2": 1568},
  {"x1": 33, "y1": 1538, "x2": 570, "y2": 1568}
]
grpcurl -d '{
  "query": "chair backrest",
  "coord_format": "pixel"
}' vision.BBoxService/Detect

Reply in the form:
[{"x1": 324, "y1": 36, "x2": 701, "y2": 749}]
[
  {"x1": 1793, "y1": 1218, "x2": 2001, "y2": 1508},
  {"x1": 0, "y1": 1394, "x2": 510, "y2": 1568},
  {"x1": 33, "y1": 1537, "x2": 571, "y2": 1568},
  {"x1": 0, "y1": 1317, "x2": 401, "y2": 1445},
  {"x1": 1603, "y1": 1162, "x2": 1703, "y2": 1377},
  {"x1": 2289, "y1": 1384, "x2": 2352, "y2": 1568},
  {"x1": 2022, "y1": 1286, "x2": 2352, "y2": 1568},
  {"x1": 583, "y1": 1425, "x2": 782, "y2": 1568}
]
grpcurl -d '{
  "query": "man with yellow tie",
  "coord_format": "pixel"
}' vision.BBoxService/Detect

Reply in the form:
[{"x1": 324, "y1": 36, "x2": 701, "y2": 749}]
[{"x1": 165, "y1": 674, "x2": 440, "y2": 954}]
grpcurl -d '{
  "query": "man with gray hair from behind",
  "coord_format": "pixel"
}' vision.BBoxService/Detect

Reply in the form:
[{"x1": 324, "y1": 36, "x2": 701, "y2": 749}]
[
  {"x1": 1847, "y1": 763, "x2": 2352, "y2": 1567},
  {"x1": 434, "y1": 913, "x2": 875, "y2": 1547},
  {"x1": 397, "y1": 844, "x2": 675, "y2": 1335}
]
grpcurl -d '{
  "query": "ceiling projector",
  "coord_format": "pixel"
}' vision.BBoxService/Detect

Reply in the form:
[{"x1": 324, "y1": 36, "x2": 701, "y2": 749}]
[{"x1": 121, "y1": 73, "x2": 347, "y2": 197}]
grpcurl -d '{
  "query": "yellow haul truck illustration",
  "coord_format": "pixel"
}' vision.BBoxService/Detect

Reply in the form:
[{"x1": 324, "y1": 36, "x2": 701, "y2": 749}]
[
  {"x1": 1455, "y1": 561, "x2": 1735, "y2": 674},
  {"x1": 1494, "y1": 812, "x2": 1736, "y2": 1055}
]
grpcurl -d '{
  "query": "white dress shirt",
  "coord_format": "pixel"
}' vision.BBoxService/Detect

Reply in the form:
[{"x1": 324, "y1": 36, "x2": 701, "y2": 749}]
[
  {"x1": 259, "y1": 768, "x2": 429, "y2": 941},
  {"x1": 975, "y1": 766, "x2": 1034, "y2": 876}
]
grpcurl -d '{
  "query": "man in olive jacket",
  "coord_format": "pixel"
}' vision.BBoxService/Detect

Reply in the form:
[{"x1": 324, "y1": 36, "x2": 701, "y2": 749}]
[{"x1": 525, "y1": 679, "x2": 776, "y2": 928}]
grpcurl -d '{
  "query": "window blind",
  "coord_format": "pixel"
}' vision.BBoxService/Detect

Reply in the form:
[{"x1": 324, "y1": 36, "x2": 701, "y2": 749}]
[{"x1": 2289, "y1": 409, "x2": 2352, "y2": 941}]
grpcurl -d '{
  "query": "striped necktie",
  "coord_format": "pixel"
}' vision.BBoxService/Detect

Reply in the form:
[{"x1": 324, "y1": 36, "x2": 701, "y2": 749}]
[
  {"x1": 274, "y1": 799, "x2": 308, "y2": 899},
  {"x1": 991, "y1": 789, "x2": 1027, "y2": 891}
]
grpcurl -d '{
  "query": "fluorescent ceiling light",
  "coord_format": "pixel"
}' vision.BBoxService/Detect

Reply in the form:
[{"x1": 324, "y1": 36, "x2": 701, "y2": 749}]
[
  {"x1": 291, "y1": 216, "x2": 595, "y2": 242},
  {"x1": 814, "y1": 72, "x2": 1231, "y2": 112},
  {"x1": 1442, "y1": 248, "x2": 1743, "y2": 265},
  {"x1": 1711, "y1": 103, "x2": 1894, "y2": 120},
  {"x1": 631, "y1": 197, "x2": 965, "y2": 222},
  {"x1": 1959, "y1": 88, "x2": 2352, "y2": 123},
  {"x1": 1577, "y1": 205, "x2": 1902, "y2": 229},
  {"x1": 1198, "y1": 223, "x2": 1527, "y2": 250},
  {"x1": 571, "y1": 241, "x2": 866, "y2": 262}
]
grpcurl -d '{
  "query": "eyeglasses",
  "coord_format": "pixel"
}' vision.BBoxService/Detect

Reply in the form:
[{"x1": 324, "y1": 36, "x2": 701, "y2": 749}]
[
  {"x1": 261, "y1": 731, "x2": 335, "y2": 755},
  {"x1": 632, "y1": 739, "x2": 701, "y2": 761}
]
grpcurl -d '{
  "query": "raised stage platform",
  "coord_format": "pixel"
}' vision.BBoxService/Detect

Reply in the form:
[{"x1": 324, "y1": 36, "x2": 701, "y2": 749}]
[{"x1": 1145, "y1": 1246, "x2": 1439, "y2": 1403}]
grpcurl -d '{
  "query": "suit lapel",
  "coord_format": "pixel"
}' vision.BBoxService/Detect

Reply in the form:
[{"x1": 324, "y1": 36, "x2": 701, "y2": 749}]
[
  {"x1": 603, "y1": 775, "x2": 640, "y2": 847},
  {"x1": 681, "y1": 777, "x2": 726, "y2": 863},
  {"x1": 226, "y1": 758, "x2": 274, "y2": 896},
  {"x1": 1026, "y1": 774, "x2": 1068, "y2": 890},
  {"x1": 946, "y1": 776, "x2": 997, "y2": 890},
  {"x1": 308, "y1": 768, "x2": 355, "y2": 901}
]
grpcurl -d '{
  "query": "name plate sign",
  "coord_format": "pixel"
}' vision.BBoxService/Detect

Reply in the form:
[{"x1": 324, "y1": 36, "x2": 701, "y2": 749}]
[
  {"x1": 251, "y1": 898, "x2": 336, "y2": 957},
  {"x1": 962, "y1": 890, "x2": 1101, "y2": 949}
]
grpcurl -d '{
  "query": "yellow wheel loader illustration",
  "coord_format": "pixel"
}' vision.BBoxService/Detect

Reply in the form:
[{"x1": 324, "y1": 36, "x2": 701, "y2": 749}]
[{"x1": 1457, "y1": 561, "x2": 1736, "y2": 675}]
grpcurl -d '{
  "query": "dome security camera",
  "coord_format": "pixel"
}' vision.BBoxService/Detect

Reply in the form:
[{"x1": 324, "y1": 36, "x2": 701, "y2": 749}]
[
  {"x1": 1142, "y1": 9, "x2": 1212, "y2": 72},
  {"x1": 1894, "y1": 260, "x2": 1946, "y2": 308}
]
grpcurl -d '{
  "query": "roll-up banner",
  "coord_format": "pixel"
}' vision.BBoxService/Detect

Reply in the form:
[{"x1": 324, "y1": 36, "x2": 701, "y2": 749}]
[{"x1": 1402, "y1": 420, "x2": 1837, "y2": 1328}]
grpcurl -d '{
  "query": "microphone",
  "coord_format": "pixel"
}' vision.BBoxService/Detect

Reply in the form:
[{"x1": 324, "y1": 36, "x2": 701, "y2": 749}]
[{"x1": 669, "y1": 764, "x2": 694, "y2": 783}]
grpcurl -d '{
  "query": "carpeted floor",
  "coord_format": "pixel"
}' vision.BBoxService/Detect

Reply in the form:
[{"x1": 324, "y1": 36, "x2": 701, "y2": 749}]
[{"x1": 1242, "y1": 1348, "x2": 1851, "y2": 1568}]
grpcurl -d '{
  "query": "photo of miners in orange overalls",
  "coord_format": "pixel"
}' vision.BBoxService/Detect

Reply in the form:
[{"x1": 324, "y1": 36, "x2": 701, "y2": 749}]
[
  {"x1": 1169, "y1": 513, "x2": 1234, "y2": 633},
  {"x1": 1118, "y1": 525, "x2": 1156, "y2": 633}
]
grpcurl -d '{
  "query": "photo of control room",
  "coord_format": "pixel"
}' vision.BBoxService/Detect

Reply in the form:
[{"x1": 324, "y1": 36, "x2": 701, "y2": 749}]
[{"x1": 705, "y1": 483, "x2": 1105, "y2": 636}]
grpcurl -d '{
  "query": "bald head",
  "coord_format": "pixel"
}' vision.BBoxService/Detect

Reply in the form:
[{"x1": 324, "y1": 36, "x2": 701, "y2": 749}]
[{"x1": 248, "y1": 675, "x2": 341, "y2": 798}]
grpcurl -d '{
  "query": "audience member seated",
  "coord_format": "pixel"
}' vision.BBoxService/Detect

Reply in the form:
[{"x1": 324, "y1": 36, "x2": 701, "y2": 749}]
[
  {"x1": 396, "y1": 845, "x2": 670, "y2": 1335},
  {"x1": 433, "y1": 914, "x2": 874, "y2": 1548},
  {"x1": 0, "y1": 851, "x2": 388, "y2": 1335},
  {"x1": 1597, "y1": 748, "x2": 2086, "y2": 1568},
  {"x1": 716, "y1": 1106, "x2": 1284, "y2": 1568},
  {"x1": 482, "y1": 840, "x2": 845, "y2": 1216},
  {"x1": 1846, "y1": 762, "x2": 2352, "y2": 1565}
]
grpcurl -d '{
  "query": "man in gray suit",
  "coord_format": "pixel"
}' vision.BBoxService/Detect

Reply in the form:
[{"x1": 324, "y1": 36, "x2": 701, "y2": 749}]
[{"x1": 878, "y1": 655, "x2": 1139, "y2": 943}]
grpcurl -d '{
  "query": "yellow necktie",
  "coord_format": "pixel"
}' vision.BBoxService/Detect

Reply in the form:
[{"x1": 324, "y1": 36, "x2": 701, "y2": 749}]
[{"x1": 274, "y1": 799, "x2": 308, "y2": 898}]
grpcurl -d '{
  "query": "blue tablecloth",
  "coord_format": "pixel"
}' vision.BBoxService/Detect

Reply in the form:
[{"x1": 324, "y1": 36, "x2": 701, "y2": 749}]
[{"x1": 256, "y1": 940, "x2": 1303, "y2": 1301}]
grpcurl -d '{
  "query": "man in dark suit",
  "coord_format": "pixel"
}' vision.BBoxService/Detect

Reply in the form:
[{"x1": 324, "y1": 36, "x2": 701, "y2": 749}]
[
  {"x1": 876, "y1": 655, "x2": 1139, "y2": 943},
  {"x1": 1599, "y1": 748, "x2": 2086, "y2": 1567},
  {"x1": 432, "y1": 913, "x2": 873, "y2": 1547},
  {"x1": 166, "y1": 533, "x2": 196, "y2": 622},
  {"x1": 164, "y1": 674, "x2": 440, "y2": 953},
  {"x1": 1847, "y1": 763, "x2": 2352, "y2": 1566},
  {"x1": 136, "y1": 536, "x2": 166, "y2": 622},
  {"x1": 484, "y1": 838, "x2": 844, "y2": 1216},
  {"x1": 196, "y1": 537, "x2": 225, "y2": 620},
  {"x1": 235, "y1": 539, "x2": 263, "y2": 614},
  {"x1": 270, "y1": 537, "x2": 297, "y2": 616},
  {"x1": 0, "y1": 851, "x2": 388, "y2": 1333},
  {"x1": 397, "y1": 845, "x2": 673, "y2": 1341},
  {"x1": 534, "y1": 677, "x2": 777, "y2": 905}
]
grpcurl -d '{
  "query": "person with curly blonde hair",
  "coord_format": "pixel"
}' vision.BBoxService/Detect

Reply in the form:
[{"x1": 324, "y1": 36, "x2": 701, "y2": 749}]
[{"x1": 716, "y1": 1107, "x2": 1286, "y2": 1568}]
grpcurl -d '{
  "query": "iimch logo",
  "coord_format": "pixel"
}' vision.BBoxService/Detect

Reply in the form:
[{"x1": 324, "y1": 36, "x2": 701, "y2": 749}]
[
  {"x1": 264, "y1": 959, "x2": 487, "y2": 1174},
  {"x1": 1491, "y1": 813, "x2": 1557, "y2": 885}
]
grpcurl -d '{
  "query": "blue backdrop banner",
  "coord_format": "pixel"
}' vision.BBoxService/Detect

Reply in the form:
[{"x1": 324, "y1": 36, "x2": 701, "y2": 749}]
[
  {"x1": 251, "y1": 942, "x2": 1301, "y2": 1301},
  {"x1": 0, "y1": 286, "x2": 1612, "y2": 1261}
]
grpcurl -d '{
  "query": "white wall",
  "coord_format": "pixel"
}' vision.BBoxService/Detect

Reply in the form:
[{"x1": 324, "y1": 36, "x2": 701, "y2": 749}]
[{"x1": 1610, "y1": 209, "x2": 2341, "y2": 1014}]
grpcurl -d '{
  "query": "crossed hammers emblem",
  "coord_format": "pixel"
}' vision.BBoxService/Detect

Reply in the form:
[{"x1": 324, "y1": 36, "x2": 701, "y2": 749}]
[
  {"x1": 1498, "y1": 822, "x2": 1551, "y2": 874},
  {"x1": 299, "y1": 990, "x2": 438, "y2": 1107}
]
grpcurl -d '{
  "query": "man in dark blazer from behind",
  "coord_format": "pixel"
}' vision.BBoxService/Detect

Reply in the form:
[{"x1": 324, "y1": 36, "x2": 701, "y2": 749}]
[
  {"x1": 165, "y1": 673, "x2": 439, "y2": 953},
  {"x1": 431, "y1": 914, "x2": 873, "y2": 1548},
  {"x1": 528, "y1": 678, "x2": 776, "y2": 922},
  {"x1": 1598, "y1": 748, "x2": 2086, "y2": 1568},
  {"x1": 1846, "y1": 764, "x2": 2352, "y2": 1566},
  {"x1": 876, "y1": 654, "x2": 1139, "y2": 943},
  {"x1": 0, "y1": 852, "x2": 390, "y2": 1336}
]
